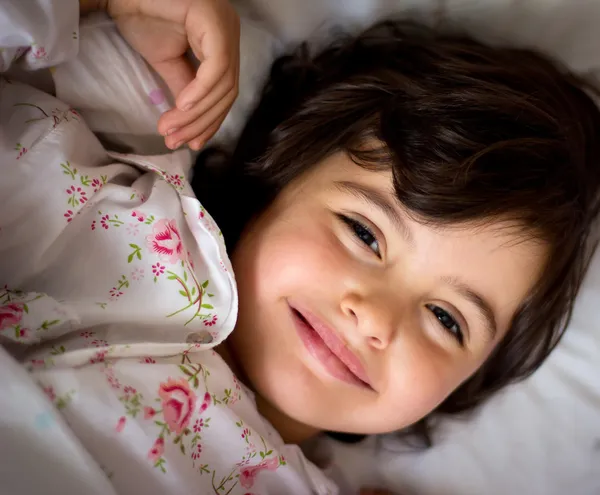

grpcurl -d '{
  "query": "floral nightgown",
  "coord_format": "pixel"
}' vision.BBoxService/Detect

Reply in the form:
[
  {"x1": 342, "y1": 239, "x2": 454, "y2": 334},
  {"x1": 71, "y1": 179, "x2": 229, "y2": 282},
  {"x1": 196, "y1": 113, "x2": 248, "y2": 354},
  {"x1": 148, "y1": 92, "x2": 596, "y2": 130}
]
[{"x1": 0, "y1": 1, "x2": 339, "y2": 493}]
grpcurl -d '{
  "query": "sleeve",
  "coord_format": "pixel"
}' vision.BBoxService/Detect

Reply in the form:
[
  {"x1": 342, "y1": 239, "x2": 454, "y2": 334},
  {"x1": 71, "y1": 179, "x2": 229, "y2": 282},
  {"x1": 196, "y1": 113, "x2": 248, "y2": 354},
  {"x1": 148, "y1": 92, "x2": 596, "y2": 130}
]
[
  {"x1": 0, "y1": 0, "x2": 80, "y2": 73},
  {"x1": 27, "y1": 347, "x2": 339, "y2": 495},
  {"x1": 0, "y1": 75, "x2": 237, "y2": 353}
]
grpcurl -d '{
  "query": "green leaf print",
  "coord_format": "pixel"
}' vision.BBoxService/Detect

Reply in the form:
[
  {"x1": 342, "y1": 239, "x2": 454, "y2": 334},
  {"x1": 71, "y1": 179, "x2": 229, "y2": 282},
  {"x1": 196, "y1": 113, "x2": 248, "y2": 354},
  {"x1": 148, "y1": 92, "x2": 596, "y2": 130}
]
[
  {"x1": 154, "y1": 458, "x2": 166, "y2": 473},
  {"x1": 55, "y1": 390, "x2": 75, "y2": 410},
  {"x1": 60, "y1": 161, "x2": 77, "y2": 180},
  {"x1": 179, "y1": 365, "x2": 193, "y2": 377},
  {"x1": 39, "y1": 319, "x2": 60, "y2": 331},
  {"x1": 127, "y1": 244, "x2": 142, "y2": 263},
  {"x1": 117, "y1": 275, "x2": 130, "y2": 289},
  {"x1": 80, "y1": 175, "x2": 91, "y2": 186},
  {"x1": 50, "y1": 345, "x2": 66, "y2": 355}
]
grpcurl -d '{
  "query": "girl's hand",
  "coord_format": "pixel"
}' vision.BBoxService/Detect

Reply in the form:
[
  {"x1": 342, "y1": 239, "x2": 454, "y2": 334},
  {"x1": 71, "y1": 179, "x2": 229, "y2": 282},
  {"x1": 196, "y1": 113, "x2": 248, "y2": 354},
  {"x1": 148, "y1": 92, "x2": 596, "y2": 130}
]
[{"x1": 102, "y1": 0, "x2": 240, "y2": 150}]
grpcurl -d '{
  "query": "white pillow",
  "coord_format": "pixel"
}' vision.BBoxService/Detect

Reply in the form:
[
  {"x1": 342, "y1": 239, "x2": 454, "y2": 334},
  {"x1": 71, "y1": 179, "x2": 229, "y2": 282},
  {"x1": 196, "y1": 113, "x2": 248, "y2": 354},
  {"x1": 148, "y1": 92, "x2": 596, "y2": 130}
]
[{"x1": 231, "y1": 1, "x2": 600, "y2": 493}]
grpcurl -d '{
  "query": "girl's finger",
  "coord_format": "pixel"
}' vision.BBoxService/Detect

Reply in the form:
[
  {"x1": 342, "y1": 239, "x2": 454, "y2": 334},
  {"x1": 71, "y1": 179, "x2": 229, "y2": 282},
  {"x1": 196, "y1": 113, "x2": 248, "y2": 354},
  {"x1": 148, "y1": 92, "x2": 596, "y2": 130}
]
[
  {"x1": 176, "y1": 7, "x2": 239, "y2": 111},
  {"x1": 165, "y1": 86, "x2": 237, "y2": 149},
  {"x1": 158, "y1": 69, "x2": 237, "y2": 135},
  {"x1": 188, "y1": 116, "x2": 226, "y2": 151}
]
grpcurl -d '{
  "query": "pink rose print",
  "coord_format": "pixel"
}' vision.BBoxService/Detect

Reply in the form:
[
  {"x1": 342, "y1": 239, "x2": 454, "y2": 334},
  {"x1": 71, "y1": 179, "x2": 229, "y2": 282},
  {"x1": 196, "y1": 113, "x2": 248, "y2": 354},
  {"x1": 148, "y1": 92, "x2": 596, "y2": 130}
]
[
  {"x1": 0, "y1": 303, "x2": 23, "y2": 330},
  {"x1": 158, "y1": 378, "x2": 197, "y2": 434},
  {"x1": 131, "y1": 267, "x2": 145, "y2": 281},
  {"x1": 148, "y1": 89, "x2": 165, "y2": 106},
  {"x1": 66, "y1": 185, "x2": 87, "y2": 207},
  {"x1": 147, "y1": 219, "x2": 184, "y2": 264},
  {"x1": 64, "y1": 210, "x2": 74, "y2": 223},
  {"x1": 141, "y1": 356, "x2": 156, "y2": 364},
  {"x1": 131, "y1": 210, "x2": 146, "y2": 223},
  {"x1": 115, "y1": 416, "x2": 126, "y2": 433},
  {"x1": 144, "y1": 406, "x2": 156, "y2": 420},
  {"x1": 239, "y1": 457, "x2": 280, "y2": 489},
  {"x1": 148, "y1": 437, "x2": 165, "y2": 462}
]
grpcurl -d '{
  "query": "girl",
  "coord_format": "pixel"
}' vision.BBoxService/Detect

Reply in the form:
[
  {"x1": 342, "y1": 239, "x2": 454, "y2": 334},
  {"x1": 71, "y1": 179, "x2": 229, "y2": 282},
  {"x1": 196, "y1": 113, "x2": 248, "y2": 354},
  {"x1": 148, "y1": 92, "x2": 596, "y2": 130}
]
[{"x1": 1, "y1": 4, "x2": 599, "y2": 495}]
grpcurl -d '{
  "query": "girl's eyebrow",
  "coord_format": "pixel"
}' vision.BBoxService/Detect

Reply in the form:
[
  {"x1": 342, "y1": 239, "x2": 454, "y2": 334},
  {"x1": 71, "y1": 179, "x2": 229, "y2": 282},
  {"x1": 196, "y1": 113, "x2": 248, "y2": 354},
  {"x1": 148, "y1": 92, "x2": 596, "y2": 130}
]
[
  {"x1": 333, "y1": 180, "x2": 414, "y2": 246},
  {"x1": 441, "y1": 276, "x2": 498, "y2": 341}
]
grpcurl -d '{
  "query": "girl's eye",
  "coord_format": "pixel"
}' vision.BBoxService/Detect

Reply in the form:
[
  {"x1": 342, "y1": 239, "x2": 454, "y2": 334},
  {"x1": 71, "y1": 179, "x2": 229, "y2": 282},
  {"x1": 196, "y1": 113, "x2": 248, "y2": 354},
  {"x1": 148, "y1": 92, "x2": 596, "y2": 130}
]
[
  {"x1": 338, "y1": 214, "x2": 381, "y2": 257},
  {"x1": 426, "y1": 304, "x2": 464, "y2": 346}
]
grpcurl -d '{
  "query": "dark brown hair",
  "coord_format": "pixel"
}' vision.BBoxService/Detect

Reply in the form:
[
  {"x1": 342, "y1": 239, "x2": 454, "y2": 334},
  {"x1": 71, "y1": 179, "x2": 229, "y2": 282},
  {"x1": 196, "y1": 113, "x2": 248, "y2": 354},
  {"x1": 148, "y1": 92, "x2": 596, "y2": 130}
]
[{"x1": 193, "y1": 21, "x2": 600, "y2": 446}]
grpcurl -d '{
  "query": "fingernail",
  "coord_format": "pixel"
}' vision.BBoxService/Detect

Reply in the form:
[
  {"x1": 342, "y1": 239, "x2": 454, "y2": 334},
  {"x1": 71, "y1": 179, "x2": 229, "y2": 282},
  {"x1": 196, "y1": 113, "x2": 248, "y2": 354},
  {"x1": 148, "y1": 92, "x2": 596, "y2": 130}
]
[
  {"x1": 165, "y1": 128, "x2": 178, "y2": 136},
  {"x1": 181, "y1": 103, "x2": 194, "y2": 112},
  {"x1": 171, "y1": 141, "x2": 183, "y2": 150}
]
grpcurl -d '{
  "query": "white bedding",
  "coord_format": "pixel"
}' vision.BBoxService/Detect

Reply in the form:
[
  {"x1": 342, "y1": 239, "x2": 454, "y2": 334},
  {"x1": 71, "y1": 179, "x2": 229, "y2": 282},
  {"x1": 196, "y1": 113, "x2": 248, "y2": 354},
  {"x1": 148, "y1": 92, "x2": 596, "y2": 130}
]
[{"x1": 227, "y1": 0, "x2": 600, "y2": 493}]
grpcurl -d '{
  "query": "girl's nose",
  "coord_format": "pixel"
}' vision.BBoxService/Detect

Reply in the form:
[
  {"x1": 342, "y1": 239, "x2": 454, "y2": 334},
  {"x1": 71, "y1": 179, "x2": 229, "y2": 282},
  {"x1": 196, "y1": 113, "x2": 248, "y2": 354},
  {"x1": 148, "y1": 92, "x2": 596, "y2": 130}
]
[{"x1": 340, "y1": 291, "x2": 398, "y2": 350}]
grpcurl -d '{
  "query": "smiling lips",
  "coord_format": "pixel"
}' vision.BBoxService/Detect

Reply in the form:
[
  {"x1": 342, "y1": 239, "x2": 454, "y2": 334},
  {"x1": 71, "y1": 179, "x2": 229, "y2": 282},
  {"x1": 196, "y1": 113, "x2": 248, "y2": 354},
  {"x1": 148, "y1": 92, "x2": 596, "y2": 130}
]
[{"x1": 290, "y1": 304, "x2": 372, "y2": 389}]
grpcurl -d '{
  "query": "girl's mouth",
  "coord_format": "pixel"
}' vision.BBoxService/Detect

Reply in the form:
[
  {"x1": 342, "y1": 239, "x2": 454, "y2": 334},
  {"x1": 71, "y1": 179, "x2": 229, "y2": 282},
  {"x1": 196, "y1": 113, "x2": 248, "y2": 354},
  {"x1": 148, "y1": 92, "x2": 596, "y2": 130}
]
[{"x1": 290, "y1": 305, "x2": 372, "y2": 390}]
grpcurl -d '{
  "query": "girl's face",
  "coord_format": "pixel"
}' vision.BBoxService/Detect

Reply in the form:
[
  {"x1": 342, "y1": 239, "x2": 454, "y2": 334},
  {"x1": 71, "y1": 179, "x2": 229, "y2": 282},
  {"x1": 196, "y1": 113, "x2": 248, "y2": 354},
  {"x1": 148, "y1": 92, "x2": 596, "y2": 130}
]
[{"x1": 228, "y1": 152, "x2": 547, "y2": 436}]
